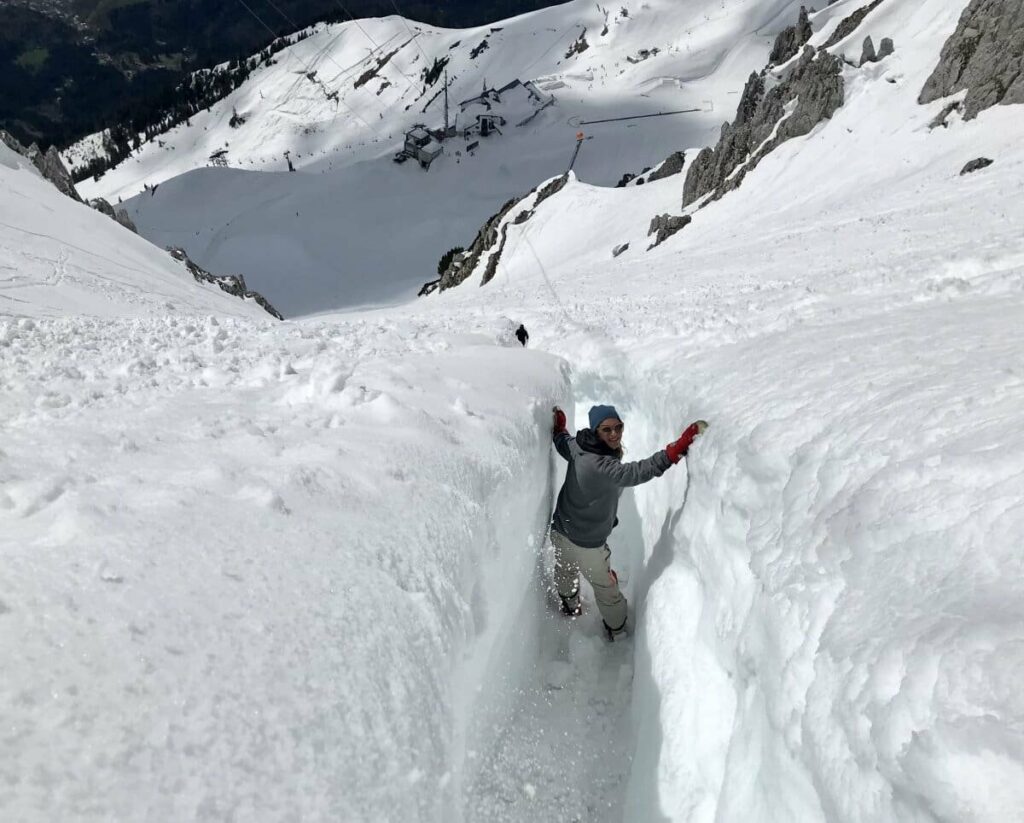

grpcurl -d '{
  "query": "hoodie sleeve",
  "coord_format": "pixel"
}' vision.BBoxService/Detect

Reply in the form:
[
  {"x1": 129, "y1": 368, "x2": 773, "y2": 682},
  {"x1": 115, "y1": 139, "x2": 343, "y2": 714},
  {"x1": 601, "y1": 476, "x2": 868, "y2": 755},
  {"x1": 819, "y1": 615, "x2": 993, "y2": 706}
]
[
  {"x1": 589, "y1": 450, "x2": 672, "y2": 487},
  {"x1": 553, "y1": 430, "x2": 573, "y2": 462}
]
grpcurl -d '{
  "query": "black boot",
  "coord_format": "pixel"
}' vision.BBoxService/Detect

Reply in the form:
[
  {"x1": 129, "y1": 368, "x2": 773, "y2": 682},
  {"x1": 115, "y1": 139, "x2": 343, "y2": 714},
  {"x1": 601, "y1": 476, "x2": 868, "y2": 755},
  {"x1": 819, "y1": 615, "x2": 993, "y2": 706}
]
[
  {"x1": 603, "y1": 617, "x2": 628, "y2": 641},
  {"x1": 559, "y1": 588, "x2": 582, "y2": 616}
]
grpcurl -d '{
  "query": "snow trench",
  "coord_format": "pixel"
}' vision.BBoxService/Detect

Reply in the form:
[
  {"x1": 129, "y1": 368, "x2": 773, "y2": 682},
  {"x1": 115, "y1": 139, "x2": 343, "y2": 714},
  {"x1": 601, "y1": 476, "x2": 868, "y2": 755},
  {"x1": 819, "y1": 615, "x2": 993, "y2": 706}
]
[{"x1": 452, "y1": 341, "x2": 713, "y2": 823}]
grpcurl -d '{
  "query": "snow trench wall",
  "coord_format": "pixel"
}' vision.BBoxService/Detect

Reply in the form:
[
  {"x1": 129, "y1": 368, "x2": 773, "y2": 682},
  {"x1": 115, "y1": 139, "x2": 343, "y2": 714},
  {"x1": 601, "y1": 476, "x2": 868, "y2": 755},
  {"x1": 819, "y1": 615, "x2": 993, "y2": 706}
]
[
  {"x1": 560, "y1": 343, "x2": 739, "y2": 822},
  {"x1": 0, "y1": 322, "x2": 571, "y2": 823},
  {"x1": 444, "y1": 439, "x2": 563, "y2": 819},
  {"x1": 586, "y1": 300, "x2": 1024, "y2": 821},
  {"x1": 422, "y1": 350, "x2": 572, "y2": 822},
  {"x1": 556, "y1": 283, "x2": 1024, "y2": 822}
]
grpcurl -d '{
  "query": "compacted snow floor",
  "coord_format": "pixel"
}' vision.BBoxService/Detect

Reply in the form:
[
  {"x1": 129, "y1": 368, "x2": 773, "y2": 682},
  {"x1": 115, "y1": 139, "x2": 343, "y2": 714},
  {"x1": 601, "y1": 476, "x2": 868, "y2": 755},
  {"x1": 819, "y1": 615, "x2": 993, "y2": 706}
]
[{"x1": 465, "y1": 605, "x2": 636, "y2": 822}]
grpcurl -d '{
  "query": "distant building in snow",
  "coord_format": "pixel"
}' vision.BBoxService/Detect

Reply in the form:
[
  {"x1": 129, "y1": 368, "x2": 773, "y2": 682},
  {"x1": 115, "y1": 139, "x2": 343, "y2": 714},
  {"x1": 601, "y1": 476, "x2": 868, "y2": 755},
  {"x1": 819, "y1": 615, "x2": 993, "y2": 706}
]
[
  {"x1": 458, "y1": 79, "x2": 554, "y2": 138},
  {"x1": 394, "y1": 125, "x2": 444, "y2": 169},
  {"x1": 458, "y1": 87, "x2": 501, "y2": 112},
  {"x1": 395, "y1": 79, "x2": 554, "y2": 170},
  {"x1": 473, "y1": 113, "x2": 505, "y2": 137},
  {"x1": 458, "y1": 79, "x2": 550, "y2": 113}
]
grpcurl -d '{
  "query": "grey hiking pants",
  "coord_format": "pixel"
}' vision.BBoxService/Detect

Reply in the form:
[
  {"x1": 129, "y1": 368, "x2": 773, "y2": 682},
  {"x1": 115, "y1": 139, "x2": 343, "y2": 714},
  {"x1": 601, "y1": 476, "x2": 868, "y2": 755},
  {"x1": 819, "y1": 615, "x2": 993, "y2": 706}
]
[{"x1": 551, "y1": 530, "x2": 627, "y2": 631}]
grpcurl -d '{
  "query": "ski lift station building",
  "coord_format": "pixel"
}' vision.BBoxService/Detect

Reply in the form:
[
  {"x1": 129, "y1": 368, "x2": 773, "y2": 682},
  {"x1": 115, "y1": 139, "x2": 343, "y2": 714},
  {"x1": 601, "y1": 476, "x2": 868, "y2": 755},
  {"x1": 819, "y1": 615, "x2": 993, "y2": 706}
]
[
  {"x1": 458, "y1": 79, "x2": 555, "y2": 132},
  {"x1": 400, "y1": 126, "x2": 444, "y2": 169}
]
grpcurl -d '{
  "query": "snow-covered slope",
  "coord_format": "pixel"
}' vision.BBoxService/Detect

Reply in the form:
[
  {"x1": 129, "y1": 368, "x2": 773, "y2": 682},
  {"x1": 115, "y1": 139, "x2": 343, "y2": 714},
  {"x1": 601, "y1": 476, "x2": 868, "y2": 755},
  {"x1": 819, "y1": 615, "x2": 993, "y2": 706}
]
[
  {"x1": 0, "y1": 143, "x2": 271, "y2": 319},
  {"x1": 69, "y1": 0, "x2": 805, "y2": 317},
  {"x1": 5, "y1": 0, "x2": 1024, "y2": 821}
]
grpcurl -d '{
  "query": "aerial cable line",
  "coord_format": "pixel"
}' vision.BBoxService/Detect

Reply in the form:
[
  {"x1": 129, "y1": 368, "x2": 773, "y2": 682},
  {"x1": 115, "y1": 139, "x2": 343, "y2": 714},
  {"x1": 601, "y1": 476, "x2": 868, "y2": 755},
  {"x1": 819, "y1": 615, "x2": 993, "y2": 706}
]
[
  {"x1": 232, "y1": 0, "x2": 340, "y2": 85},
  {"x1": 259, "y1": 0, "x2": 302, "y2": 31},
  {"x1": 524, "y1": 232, "x2": 573, "y2": 326},
  {"x1": 330, "y1": 31, "x2": 403, "y2": 76},
  {"x1": 234, "y1": 0, "x2": 297, "y2": 49},
  {"x1": 330, "y1": 0, "x2": 423, "y2": 98},
  {"x1": 386, "y1": 0, "x2": 466, "y2": 132},
  {"x1": 240, "y1": 0, "x2": 392, "y2": 129},
  {"x1": 231, "y1": 0, "x2": 382, "y2": 136},
  {"x1": 498, "y1": 218, "x2": 574, "y2": 329},
  {"x1": 567, "y1": 107, "x2": 706, "y2": 127},
  {"x1": 261, "y1": 0, "x2": 406, "y2": 108},
  {"x1": 387, "y1": 0, "x2": 434, "y2": 65},
  {"x1": 521, "y1": 23, "x2": 585, "y2": 75}
]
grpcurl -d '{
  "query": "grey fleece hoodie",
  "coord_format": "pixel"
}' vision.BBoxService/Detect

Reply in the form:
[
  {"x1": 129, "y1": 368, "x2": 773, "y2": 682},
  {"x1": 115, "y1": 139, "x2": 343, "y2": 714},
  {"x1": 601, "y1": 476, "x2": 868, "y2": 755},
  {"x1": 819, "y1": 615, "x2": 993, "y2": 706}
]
[{"x1": 551, "y1": 428, "x2": 672, "y2": 548}]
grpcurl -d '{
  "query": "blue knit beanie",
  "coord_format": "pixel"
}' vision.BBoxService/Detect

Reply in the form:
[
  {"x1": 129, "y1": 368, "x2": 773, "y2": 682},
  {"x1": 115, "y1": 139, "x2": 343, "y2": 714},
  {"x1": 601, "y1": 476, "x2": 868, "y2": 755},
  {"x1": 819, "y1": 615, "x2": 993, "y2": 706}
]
[{"x1": 588, "y1": 404, "x2": 622, "y2": 430}]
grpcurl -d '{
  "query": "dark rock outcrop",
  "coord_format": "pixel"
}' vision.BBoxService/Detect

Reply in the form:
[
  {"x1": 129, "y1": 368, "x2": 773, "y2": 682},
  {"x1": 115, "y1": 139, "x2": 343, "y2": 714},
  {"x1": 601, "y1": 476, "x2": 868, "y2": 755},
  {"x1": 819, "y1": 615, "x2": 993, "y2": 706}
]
[
  {"x1": 929, "y1": 101, "x2": 962, "y2": 128},
  {"x1": 919, "y1": 0, "x2": 1024, "y2": 119},
  {"x1": 432, "y1": 174, "x2": 570, "y2": 293},
  {"x1": 683, "y1": 47, "x2": 844, "y2": 208},
  {"x1": 355, "y1": 43, "x2": 407, "y2": 89},
  {"x1": 435, "y1": 198, "x2": 518, "y2": 291},
  {"x1": 960, "y1": 157, "x2": 994, "y2": 175},
  {"x1": 565, "y1": 29, "x2": 590, "y2": 59},
  {"x1": 36, "y1": 146, "x2": 82, "y2": 203},
  {"x1": 682, "y1": 72, "x2": 765, "y2": 206},
  {"x1": 682, "y1": 148, "x2": 716, "y2": 207},
  {"x1": 822, "y1": 0, "x2": 886, "y2": 49},
  {"x1": 734, "y1": 70, "x2": 767, "y2": 126},
  {"x1": 167, "y1": 247, "x2": 284, "y2": 320},
  {"x1": 769, "y1": 6, "x2": 813, "y2": 65},
  {"x1": 480, "y1": 227, "x2": 510, "y2": 285},
  {"x1": 860, "y1": 36, "x2": 894, "y2": 66},
  {"x1": 648, "y1": 214, "x2": 692, "y2": 248},
  {"x1": 760, "y1": 48, "x2": 843, "y2": 145},
  {"x1": 617, "y1": 155, "x2": 684, "y2": 188},
  {"x1": 504, "y1": 172, "x2": 569, "y2": 226},
  {"x1": 860, "y1": 36, "x2": 877, "y2": 66},
  {"x1": 88, "y1": 198, "x2": 139, "y2": 233},
  {"x1": 612, "y1": 243, "x2": 630, "y2": 258},
  {"x1": 1, "y1": 130, "x2": 83, "y2": 202},
  {"x1": 0, "y1": 129, "x2": 27, "y2": 159},
  {"x1": 534, "y1": 173, "x2": 570, "y2": 206},
  {"x1": 647, "y1": 151, "x2": 687, "y2": 182}
]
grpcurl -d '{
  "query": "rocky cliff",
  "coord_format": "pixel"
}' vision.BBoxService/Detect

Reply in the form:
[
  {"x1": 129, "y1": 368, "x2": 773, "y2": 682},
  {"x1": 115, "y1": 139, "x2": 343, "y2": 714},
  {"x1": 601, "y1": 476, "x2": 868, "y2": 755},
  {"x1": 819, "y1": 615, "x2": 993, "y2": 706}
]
[{"x1": 919, "y1": 0, "x2": 1024, "y2": 119}]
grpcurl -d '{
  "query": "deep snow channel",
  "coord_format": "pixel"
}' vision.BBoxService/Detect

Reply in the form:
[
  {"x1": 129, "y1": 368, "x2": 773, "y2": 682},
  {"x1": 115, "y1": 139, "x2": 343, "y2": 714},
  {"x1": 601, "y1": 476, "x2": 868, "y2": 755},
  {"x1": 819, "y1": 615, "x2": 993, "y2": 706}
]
[{"x1": 458, "y1": 356, "x2": 693, "y2": 823}]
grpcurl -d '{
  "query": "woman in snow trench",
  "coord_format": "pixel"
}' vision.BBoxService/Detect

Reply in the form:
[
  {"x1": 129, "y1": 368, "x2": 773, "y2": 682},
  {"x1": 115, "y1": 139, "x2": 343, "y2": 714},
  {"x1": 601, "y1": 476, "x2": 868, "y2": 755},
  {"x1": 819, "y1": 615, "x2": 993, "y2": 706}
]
[{"x1": 550, "y1": 404, "x2": 707, "y2": 639}]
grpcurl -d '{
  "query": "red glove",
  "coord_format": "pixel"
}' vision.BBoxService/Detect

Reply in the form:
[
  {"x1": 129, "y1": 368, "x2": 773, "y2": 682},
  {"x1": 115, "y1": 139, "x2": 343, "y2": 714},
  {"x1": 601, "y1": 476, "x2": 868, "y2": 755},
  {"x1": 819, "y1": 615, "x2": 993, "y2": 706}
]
[
  {"x1": 553, "y1": 406, "x2": 567, "y2": 434},
  {"x1": 666, "y1": 420, "x2": 708, "y2": 464}
]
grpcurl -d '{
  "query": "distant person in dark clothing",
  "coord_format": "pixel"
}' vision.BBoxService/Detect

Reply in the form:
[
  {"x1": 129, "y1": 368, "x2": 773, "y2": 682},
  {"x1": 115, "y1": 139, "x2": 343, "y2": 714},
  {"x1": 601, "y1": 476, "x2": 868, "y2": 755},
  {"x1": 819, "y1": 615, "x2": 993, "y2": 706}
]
[{"x1": 515, "y1": 324, "x2": 529, "y2": 347}]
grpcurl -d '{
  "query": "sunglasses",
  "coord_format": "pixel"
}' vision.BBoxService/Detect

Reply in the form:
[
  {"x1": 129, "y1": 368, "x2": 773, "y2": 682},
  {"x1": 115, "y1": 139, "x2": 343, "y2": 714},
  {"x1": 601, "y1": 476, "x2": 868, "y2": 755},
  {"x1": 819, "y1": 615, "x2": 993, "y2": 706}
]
[{"x1": 598, "y1": 424, "x2": 624, "y2": 434}]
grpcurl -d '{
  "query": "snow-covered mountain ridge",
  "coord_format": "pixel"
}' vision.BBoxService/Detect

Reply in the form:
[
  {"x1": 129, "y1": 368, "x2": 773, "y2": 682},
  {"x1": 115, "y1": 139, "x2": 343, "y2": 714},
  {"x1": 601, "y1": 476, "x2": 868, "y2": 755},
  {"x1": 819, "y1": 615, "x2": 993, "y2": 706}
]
[
  {"x1": 65, "y1": 0, "x2": 807, "y2": 317},
  {"x1": 66, "y1": 0, "x2": 797, "y2": 194},
  {"x1": 4, "y1": 0, "x2": 1024, "y2": 821}
]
